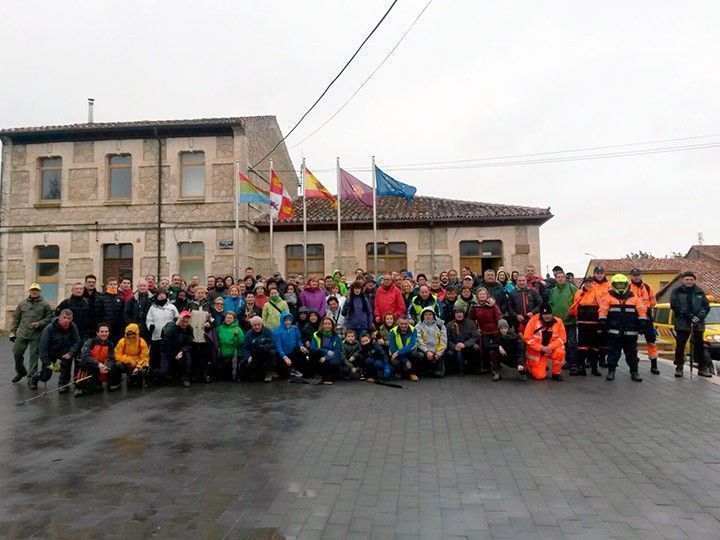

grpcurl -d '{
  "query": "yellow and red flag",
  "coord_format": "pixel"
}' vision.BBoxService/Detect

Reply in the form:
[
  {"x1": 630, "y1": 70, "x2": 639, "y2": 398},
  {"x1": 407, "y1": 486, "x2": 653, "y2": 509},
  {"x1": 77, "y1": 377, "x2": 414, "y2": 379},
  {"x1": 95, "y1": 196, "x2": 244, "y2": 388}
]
[
  {"x1": 269, "y1": 169, "x2": 294, "y2": 219},
  {"x1": 304, "y1": 167, "x2": 336, "y2": 207}
]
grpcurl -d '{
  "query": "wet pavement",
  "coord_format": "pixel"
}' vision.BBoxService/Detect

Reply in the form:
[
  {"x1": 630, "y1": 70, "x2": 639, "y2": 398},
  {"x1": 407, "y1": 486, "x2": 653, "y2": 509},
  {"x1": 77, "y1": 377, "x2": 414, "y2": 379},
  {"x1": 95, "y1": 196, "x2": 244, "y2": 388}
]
[{"x1": 2, "y1": 337, "x2": 720, "y2": 540}]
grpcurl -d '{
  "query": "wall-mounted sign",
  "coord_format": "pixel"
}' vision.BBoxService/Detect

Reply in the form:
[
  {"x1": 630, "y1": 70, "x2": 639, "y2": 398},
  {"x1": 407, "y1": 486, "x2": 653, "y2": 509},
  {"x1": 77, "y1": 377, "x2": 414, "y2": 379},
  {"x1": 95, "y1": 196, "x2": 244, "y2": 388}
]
[{"x1": 218, "y1": 240, "x2": 234, "y2": 250}]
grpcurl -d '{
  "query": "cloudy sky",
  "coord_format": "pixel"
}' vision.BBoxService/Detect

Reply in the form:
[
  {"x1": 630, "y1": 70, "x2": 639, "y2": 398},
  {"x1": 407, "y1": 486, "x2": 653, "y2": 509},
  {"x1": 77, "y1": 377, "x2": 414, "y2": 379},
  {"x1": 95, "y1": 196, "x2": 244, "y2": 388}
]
[{"x1": 3, "y1": 1, "x2": 718, "y2": 275}]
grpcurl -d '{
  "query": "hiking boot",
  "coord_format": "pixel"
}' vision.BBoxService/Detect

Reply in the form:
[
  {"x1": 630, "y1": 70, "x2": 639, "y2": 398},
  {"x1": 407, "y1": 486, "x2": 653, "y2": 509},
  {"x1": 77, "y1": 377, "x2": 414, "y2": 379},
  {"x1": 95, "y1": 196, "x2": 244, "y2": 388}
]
[
  {"x1": 492, "y1": 372, "x2": 501, "y2": 382},
  {"x1": 551, "y1": 374, "x2": 563, "y2": 381},
  {"x1": 322, "y1": 379, "x2": 333, "y2": 385},
  {"x1": 182, "y1": 379, "x2": 191, "y2": 388},
  {"x1": 74, "y1": 388, "x2": 84, "y2": 398},
  {"x1": 289, "y1": 369, "x2": 303, "y2": 379},
  {"x1": 605, "y1": 370, "x2": 615, "y2": 381},
  {"x1": 650, "y1": 358, "x2": 660, "y2": 375},
  {"x1": 269, "y1": 371, "x2": 279, "y2": 380},
  {"x1": 263, "y1": 375, "x2": 272, "y2": 383},
  {"x1": 409, "y1": 374, "x2": 419, "y2": 382},
  {"x1": 698, "y1": 369, "x2": 713, "y2": 378},
  {"x1": 574, "y1": 368, "x2": 587, "y2": 377},
  {"x1": 675, "y1": 366, "x2": 684, "y2": 377},
  {"x1": 29, "y1": 380, "x2": 38, "y2": 390},
  {"x1": 630, "y1": 372, "x2": 643, "y2": 382},
  {"x1": 108, "y1": 384, "x2": 121, "y2": 391},
  {"x1": 58, "y1": 386, "x2": 70, "y2": 394},
  {"x1": 433, "y1": 370, "x2": 444, "y2": 378},
  {"x1": 591, "y1": 367, "x2": 602, "y2": 377},
  {"x1": 366, "y1": 377, "x2": 375, "y2": 383},
  {"x1": 11, "y1": 373, "x2": 25, "y2": 383}
]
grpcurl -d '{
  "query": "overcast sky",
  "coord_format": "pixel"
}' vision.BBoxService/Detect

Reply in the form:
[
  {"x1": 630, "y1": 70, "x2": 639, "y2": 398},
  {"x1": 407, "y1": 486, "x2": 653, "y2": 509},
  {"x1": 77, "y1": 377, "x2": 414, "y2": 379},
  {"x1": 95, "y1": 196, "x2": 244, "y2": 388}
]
[{"x1": 2, "y1": 0, "x2": 718, "y2": 276}]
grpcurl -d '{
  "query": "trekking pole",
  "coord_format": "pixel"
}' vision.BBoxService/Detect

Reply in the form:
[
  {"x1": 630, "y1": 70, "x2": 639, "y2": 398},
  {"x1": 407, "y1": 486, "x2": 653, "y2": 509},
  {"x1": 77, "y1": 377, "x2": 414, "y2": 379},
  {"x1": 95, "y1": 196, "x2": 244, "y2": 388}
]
[
  {"x1": 689, "y1": 323, "x2": 694, "y2": 379},
  {"x1": 16, "y1": 375, "x2": 93, "y2": 406}
]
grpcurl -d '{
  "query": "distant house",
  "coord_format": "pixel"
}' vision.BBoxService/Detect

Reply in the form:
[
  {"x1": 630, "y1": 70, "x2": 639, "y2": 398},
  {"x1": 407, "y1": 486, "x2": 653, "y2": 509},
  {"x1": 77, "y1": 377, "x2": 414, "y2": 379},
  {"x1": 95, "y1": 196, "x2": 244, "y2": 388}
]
[
  {"x1": 584, "y1": 258, "x2": 686, "y2": 292},
  {"x1": 585, "y1": 246, "x2": 720, "y2": 302}
]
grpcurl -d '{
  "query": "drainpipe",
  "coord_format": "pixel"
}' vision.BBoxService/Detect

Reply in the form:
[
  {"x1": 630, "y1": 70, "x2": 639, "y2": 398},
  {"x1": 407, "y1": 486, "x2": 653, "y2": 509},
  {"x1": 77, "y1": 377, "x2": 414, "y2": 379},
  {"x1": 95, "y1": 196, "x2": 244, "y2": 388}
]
[
  {"x1": 155, "y1": 130, "x2": 162, "y2": 278},
  {"x1": 430, "y1": 221, "x2": 435, "y2": 276}
]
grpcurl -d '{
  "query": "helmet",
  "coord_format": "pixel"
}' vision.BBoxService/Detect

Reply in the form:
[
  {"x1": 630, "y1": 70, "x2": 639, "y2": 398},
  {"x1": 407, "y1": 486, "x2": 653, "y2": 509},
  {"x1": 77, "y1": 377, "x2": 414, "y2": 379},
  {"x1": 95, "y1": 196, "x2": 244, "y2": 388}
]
[{"x1": 611, "y1": 274, "x2": 629, "y2": 294}]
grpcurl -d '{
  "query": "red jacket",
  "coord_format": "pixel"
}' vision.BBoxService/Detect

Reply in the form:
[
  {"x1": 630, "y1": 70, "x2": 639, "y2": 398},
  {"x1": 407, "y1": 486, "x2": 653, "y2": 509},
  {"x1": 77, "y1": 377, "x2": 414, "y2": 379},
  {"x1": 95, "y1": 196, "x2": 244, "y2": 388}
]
[
  {"x1": 468, "y1": 302, "x2": 502, "y2": 334},
  {"x1": 374, "y1": 285, "x2": 405, "y2": 320}
]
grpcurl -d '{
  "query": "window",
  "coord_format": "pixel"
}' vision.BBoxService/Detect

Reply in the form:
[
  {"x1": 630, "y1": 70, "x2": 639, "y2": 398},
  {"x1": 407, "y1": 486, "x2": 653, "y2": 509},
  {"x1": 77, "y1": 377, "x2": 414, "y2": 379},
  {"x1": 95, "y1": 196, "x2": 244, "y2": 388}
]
[
  {"x1": 459, "y1": 240, "x2": 503, "y2": 274},
  {"x1": 108, "y1": 154, "x2": 132, "y2": 199},
  {"x1": 39, "y1": 157, "x2": 61, "y2": 201},
  {"x1": 179, "y1": 242, "x2": 205, "y2": 281},
  {"x1": 286, "y1": 244, "x2": 324, "y2": 277},
  {"x1": 180, "y1": 151, "x2": 205, "y2": 197},
  {"x1": 36, "y1": 245, "x2": 59, "y2": 302},
  {"x1": 653, "y1": 307, "x2": 670, "y2": 325},
  {"x1": 366, "y1": 242, "x2": 407, "y2": 275},
  {"x1": 659, "y1": 281, "x2": 669, "y2": 290}
]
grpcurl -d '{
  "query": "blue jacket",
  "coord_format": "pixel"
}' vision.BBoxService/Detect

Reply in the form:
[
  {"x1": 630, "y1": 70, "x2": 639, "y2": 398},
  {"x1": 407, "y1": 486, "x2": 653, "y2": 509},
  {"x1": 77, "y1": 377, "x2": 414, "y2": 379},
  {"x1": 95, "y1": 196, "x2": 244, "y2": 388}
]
[
  {"x1": 272, "y1": 312, "x2": 303, "y2": 358},
  {"x1": 242, "y1": 326, "x2": 275, "y2": 361},
  {"x1": 310, "y1": 330, "x2": 341, "y2": 360},
  {"x1": 341, "y1": 294, "x2": 373, "y2": 331},
  {"x1": 389, "y1": 325, "x2": 418, "y2": 355},
  {"x1": 222, "y1": 295, "x2": 245, "y2": 316}
]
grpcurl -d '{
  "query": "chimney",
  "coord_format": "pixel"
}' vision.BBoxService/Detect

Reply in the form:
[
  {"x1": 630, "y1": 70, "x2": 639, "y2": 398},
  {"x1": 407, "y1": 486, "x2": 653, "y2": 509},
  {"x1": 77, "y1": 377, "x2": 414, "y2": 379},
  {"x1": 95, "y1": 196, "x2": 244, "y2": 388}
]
[{"x1": 87, "y1": 98, "x2": 95, "y2": 123}]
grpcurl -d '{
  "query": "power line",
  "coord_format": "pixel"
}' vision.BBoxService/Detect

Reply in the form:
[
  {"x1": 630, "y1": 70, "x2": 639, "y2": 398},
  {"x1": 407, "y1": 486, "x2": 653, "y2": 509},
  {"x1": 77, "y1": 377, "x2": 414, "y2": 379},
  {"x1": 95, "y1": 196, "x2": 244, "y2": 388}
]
[
  {"x1": 251, "y1": 0, "x2": 399, "y2": 169},
  {"x1": 267, "y1": 139, "x2": 720, "y2": 174},
  {"x1": 290, "y1": 0, "x2": 434, "y2": 149}
]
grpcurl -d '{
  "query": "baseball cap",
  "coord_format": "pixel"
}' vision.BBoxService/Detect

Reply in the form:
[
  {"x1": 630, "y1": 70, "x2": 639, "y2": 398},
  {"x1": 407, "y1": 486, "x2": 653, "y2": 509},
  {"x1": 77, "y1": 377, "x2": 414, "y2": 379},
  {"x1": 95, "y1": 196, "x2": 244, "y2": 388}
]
[
  {"x1": 630, "y1": 268, "x2": 642, "y2": 276},
  {"x1": 179, "y1": 310, "x2": 192, "y2": 319},
  {"x1": 29, "y1": 283, "x2": 42, "y2": 291},
  {"x1": 593, "y1": 265, "x2": 604, "y2": 273}
]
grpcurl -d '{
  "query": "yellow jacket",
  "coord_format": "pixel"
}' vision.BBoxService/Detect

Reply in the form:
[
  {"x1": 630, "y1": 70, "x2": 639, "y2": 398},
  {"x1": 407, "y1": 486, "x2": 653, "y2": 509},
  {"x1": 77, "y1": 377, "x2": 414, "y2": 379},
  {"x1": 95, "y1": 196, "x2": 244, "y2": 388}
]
[{"x1": 114, "y1": 323, "x2": 150, "y2": 368}]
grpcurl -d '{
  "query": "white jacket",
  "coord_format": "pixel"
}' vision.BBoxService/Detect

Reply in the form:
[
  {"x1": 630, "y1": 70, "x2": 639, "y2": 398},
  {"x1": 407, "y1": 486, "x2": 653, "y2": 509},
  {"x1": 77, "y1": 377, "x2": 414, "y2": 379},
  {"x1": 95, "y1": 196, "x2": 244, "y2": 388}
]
[{"x1": 145, "y1": 302, "x2": 179, "y2": 341}]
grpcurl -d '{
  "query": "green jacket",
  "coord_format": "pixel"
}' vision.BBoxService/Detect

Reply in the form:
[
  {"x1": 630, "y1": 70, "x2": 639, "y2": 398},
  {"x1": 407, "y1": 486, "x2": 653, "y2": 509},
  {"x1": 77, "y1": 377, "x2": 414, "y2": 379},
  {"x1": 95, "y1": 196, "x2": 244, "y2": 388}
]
[
  {"x1": 10, "y1": 296, "x2": 54, "y2": 340},
  {"x1": 216, "y1": 321, "x2": 244, "y2": 358},
  {"x1": 262, "y1": 297, "x2": 289, "y2": 330},
  {"x1": 549, "y1": 282, "x2": 578, "y2": 325}
]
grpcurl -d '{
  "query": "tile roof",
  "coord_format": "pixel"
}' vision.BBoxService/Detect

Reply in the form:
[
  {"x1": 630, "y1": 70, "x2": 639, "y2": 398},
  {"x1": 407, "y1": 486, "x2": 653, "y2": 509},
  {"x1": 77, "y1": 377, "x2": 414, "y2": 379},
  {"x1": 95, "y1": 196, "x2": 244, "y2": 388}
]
[
  {"x1": 586, "y1": 258, "x2": 688, "y2": 275},
  {"x1": 656, "y1": 259, "x2": 720, "y2": 301},
  {"x1": 255, "y1": 195, "x2": 552, "y2": 228},
  {"x1": 0, "y1": 116, "x2": 272, "y2": 137},
  {"x1": 686, "y1": 245, "x2": 720, "y2": 262}
]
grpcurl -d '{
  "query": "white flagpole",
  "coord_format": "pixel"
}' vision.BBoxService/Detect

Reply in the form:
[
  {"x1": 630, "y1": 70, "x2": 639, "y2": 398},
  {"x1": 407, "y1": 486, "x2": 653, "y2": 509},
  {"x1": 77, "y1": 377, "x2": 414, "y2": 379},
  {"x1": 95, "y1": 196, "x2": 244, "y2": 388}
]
[
  {"x1": 372, "y1": 155, "x2": 378, "y2": 275},
  {"x1": 269, "y1": 159, "x2": 274, "y2": 275},
  {"x1": 234, "y1": 160, "x2": 240, "y2": 279},
  {"x1": 301, "y1": 157, "x2": 307, "y2": 276},
  {"x1": 336, "y1": 156, "x2": 341, "y2": 273}
]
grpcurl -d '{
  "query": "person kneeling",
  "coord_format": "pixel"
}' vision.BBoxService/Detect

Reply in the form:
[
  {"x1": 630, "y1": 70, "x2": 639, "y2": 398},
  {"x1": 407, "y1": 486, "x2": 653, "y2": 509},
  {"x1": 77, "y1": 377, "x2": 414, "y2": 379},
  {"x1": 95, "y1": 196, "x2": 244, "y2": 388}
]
[
  {"x1": 358, "y1": 332, "x2": 391, "y2": 382},
  {"x1": 523, "y1": 304, "x2": 566, "y2": 381},
  {"x1": 75, "y1": 323, "x2": 115, "y2": 397},
  {"x1": 241, "y1": 316, "x2": 279, "y2": 383},
  {"x1": 341, "y1": 328, "x2": 363, "y2": 380},
  {"x1": 114, "y1": 323, "x2": 150, "y2": 388},
  {"x1": 273, "y1": 311, "x2": 309, "y2": 379},
  {"x1": 490, "y1": 319, "x2": 527, "y2": 381},
  {"x1": 310, "y1": 317, "x2": 342, "y2": 385},
  {"x1": 159, "y1": 311, "x2": 195, "y2": 388},
  {"x1": 413, "y1": 307, "x2": 447, "y2": 378},
  {"x1": 388, "y1": 316, "x2": 420, "y2": 382}
]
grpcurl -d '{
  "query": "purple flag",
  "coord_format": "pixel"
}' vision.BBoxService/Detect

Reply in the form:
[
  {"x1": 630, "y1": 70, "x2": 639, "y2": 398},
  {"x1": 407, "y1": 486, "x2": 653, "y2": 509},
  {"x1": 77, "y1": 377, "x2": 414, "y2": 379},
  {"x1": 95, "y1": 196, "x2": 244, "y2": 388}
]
[{"x1": 340, "y1": 168, "x2": 373, "y2": 208}]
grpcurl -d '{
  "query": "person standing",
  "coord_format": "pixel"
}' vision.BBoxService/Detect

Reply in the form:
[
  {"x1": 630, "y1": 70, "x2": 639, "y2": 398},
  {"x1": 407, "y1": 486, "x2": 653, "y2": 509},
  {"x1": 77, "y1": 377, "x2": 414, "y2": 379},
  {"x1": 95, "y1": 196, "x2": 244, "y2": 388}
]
[
  {"x1": 569, "y1": 278, "x2": 603, "y2": 376},
  {"x1": 145, "y1": 289, "x2": 179, "y2": 380},
  {"x1": 629, "y1": 268, "x2": 660, "y2": 375},
  {"x1": 507, "y1": 275, "x2": 542, "y2": 334},
  {"x1": 599, "y1": 274, "x2": 645, "y2": 382},
  {"x1": 124, "y1": 279, "x2": 154, "y2": 342},
  {"x1": 94, "y1": 278, "x2": 127, "y2": 346},
  {"x1": 548, "y1": 268, "x2": 578, "y2": 370},
  {"x1": 590, "y1": 265, "x2": 611, "y2": 367},
  {"x1": 670, "y1": 271, "x2": 711, "y2": 377},
  {"x1": 56, "y1": 282, "x2": 95, "y2": 341},
  {"x1": 160, "y1": 311, "x2": 195, "y2": 387},
  {"x1": 9, "y1": 283, "x2": 54, "y2": 387},
  {"x1": 374, "y1": 275, "x2": 405, "y2": 325}
]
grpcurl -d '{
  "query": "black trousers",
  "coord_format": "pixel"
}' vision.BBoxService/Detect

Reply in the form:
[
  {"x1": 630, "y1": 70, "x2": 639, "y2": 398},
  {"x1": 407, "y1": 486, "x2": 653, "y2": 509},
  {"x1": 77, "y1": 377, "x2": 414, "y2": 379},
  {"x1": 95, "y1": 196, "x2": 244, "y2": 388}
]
[
  {"x1": 160, "y1": 350, "x2": 192, "y2": 380},
  {"x1": 606, "y1": 335, "x2": 639, "y2": 372},
  {"x1": 674, "y1": 329, "x2": 706, "y2": 368},
  {"x1": 239, "y1": 347, "x2": 277, "y2": 381}
]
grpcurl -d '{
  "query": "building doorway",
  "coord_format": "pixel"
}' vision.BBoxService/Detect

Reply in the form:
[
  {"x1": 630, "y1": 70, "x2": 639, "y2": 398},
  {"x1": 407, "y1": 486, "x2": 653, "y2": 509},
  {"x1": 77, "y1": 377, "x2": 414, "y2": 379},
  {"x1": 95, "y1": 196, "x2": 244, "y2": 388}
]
[
  {"x1": 459, "y1": 240, "x2": 503, "y2": 275},
  {"x1": 103, "y1": 243, "x2": 134, "y2": 285}
]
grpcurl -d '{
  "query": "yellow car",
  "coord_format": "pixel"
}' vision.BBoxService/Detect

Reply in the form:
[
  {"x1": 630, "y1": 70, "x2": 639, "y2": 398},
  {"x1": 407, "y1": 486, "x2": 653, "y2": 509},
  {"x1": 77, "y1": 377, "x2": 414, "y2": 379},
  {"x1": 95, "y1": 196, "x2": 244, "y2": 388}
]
[{"x1": 653, "y1": 302, "x2": 720, "y2": 360}]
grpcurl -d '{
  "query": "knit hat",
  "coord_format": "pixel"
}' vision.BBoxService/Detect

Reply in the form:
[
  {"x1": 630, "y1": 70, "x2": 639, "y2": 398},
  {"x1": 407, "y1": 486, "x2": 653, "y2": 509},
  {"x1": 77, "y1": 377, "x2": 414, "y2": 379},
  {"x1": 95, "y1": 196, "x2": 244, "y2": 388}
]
[
  {"x1": 498, "y1": 319, "x2": 509, "y2": 329},
  {"x1": 539, "y1": 303, "x2": 552, "y2": 315}
]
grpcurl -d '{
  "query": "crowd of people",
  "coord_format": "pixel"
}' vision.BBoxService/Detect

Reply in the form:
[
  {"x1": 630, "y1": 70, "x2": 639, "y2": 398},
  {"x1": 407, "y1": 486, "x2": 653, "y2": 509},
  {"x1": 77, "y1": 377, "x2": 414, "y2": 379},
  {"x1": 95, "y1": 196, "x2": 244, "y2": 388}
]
[{"x1": 8, "y1": 262, "x2": 713, "y2": 398}]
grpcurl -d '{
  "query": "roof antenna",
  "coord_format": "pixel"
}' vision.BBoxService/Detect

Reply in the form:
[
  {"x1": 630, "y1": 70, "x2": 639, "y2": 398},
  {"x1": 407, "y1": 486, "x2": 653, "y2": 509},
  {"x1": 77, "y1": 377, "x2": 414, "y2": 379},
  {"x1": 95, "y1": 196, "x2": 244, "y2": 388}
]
[
  {"x1": 698, "y1": 232, "x2": 704, "y2": 246},
  {"x1": 88, "y1": 98, "x2": 95, "y2": 123}
]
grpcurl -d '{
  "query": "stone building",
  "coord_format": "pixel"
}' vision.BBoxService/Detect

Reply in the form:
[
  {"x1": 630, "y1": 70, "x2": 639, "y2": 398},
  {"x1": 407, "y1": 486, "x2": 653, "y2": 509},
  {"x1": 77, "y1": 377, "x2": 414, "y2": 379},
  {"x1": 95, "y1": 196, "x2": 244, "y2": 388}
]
[
  {"x1": 255, "y1": 196, "x2": 552, "y2": 280},
  {"x1": 0, "y1": 115, "x2": 553, "y2": 329},
  {"x1": 0, "y1": 117, "x2": 297, "y2": 328}
]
